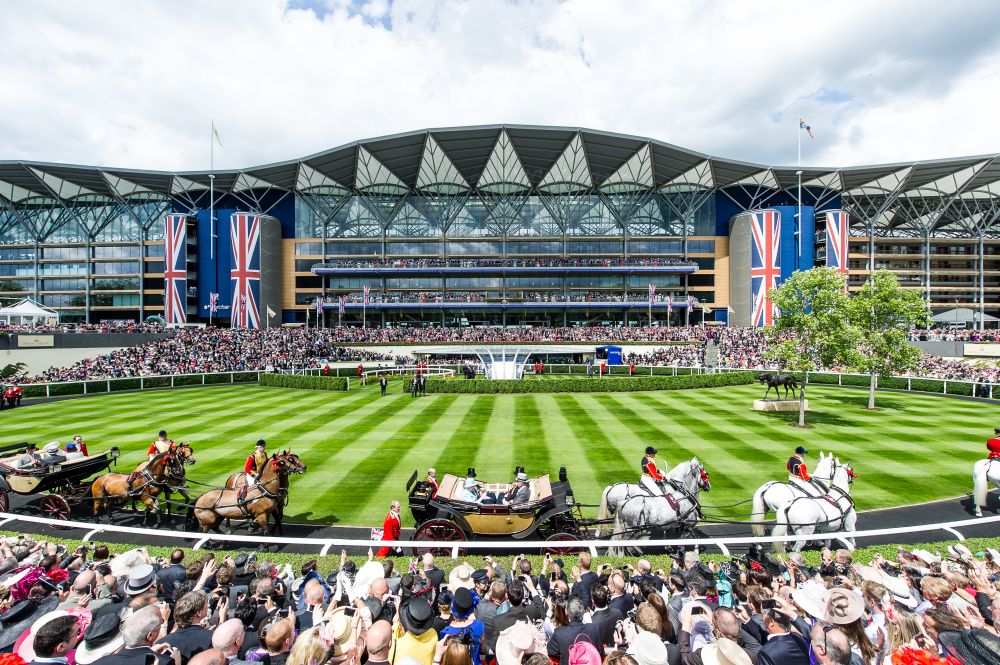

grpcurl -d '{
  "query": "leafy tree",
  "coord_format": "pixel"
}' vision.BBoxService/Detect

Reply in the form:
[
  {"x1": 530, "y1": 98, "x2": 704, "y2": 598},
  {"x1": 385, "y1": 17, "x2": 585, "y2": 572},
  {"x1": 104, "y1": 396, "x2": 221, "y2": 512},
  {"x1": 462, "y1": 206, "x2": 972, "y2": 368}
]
[
  {"x1": 766, "y1": 268, "x2": 859, "y2": 427},
  {"x1": 1, "y1": 362, "x2": 26, "y2": 380},
  {"x1": 847, "y1": 270, "x2": 930, "y2": 409}
]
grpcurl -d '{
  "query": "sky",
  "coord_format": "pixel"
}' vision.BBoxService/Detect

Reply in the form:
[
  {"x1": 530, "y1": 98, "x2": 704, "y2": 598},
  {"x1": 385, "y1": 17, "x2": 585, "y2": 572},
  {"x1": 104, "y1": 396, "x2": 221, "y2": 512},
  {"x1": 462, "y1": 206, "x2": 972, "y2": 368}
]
[{"x1": 2, "y1": 0, "x2": 1000, "y2": 173}]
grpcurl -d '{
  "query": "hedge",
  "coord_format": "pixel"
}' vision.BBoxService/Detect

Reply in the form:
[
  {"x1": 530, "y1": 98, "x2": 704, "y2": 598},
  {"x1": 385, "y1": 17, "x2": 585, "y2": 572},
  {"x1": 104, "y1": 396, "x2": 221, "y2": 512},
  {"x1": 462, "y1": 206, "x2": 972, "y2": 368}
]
[
  {"x1": 425, "y1": 371, "x2": 755, "y2": 394},
  {"x1": 258, "y1": 373, "x2": 349, "y2": 391}
]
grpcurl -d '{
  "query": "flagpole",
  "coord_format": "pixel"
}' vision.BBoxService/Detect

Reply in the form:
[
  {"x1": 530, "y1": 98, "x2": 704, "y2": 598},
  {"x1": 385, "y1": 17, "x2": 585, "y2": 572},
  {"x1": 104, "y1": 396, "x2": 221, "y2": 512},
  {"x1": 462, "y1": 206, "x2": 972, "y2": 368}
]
[
  {"x1": 210, "y1": 122, "x2": 215, "y2": 262},
  {"x1": 797, "y1": 118, "x2": 803, "y2": 271}
]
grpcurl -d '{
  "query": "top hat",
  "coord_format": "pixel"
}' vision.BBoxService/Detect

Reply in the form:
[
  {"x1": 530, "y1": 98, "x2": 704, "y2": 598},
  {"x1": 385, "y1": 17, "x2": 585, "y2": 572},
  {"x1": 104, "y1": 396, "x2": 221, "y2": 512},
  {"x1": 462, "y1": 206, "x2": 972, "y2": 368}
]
[
  {"x1": 466, "y1": 468, "x2": 477, "y2": 478},
  {"x1": 400, "y1": 599, "x2": 434, "y2": 635}
]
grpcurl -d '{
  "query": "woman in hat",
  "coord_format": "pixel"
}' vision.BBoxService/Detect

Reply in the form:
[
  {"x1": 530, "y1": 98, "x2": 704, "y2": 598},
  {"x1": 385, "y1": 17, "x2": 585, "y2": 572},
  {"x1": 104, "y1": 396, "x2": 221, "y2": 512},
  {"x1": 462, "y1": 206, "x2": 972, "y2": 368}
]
[{"x1": 439, "y1": 588, "x2": 484, "y2": 665}]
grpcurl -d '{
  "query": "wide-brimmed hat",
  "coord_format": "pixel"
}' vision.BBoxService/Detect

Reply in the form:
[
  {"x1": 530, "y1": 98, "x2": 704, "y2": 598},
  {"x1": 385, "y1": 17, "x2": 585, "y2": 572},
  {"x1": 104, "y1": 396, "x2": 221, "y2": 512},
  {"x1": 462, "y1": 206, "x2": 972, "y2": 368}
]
[
  {"x1": 109, "y1": 549, "x2": 147, "y2": 578},
  {"x1": 986, "y1": 548, "x2": 1000, "y2": 563},
  {"x1": 124, "y1": 564, "x2": 155, "y2": 596},
  {"x1": 495, "y1": 621, "x2": 547, "y2": 665},
  {"x1": 938, "y1": 627, "x2": 1000, "y2": 664},
  {"x1": 44, "y1": 442, "x2": 60, "y2": 454},
  {"x1": 15, "y1": 609, "x2": 72, "y2": 661},
  {"x1": 75, "y1": 610, "x2": 124, "y2": 665},
  {"x1": 463, "y1": 477, "x2": 477, "y2": 489},
  {"x1": 627, "y1": 631, "x2": 669, "y2": 665},
  {"x1": 351, "y1": 561, "x2": 385, "y2": 600},
  {"x1": 448, "y1": 563, "x2": 474, "y2": 591},
  {"x1": 820, "y1": 587, "x2": 865, "y2": 625},
  {"x1": 317, "y1": 606, "x2": 352, "y2": 655},
  {"x1": 701, "y1": 638, "x2": 752, "y2": 665},
  {"x1": 515, "y1": 472, "x2": 528, "y2": 482},
  {"x1": 451, "y1": 587, "x2": 476, "y2": 619},
  {"x1": 791, "y1": 582, "x2": 828, "y2": 620},
  {"x1": 400, "y1": 599, "x2": 434, "y2": 634},
  {"x1": 910, "y1": 549, "x2": 940, "y2": 565},
  {"x1": 853, "y1": 564, "x2": 918, "y2": 610},
  {"x1": 948, "y1": 544, "x2": 973, "y2": 563}
]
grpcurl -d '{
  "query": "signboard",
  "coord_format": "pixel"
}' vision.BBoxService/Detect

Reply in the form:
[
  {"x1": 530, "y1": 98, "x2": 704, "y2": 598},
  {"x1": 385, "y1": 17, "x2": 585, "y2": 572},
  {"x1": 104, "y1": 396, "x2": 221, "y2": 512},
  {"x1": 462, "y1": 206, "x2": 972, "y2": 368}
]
[{"x1": 18, "y1": 335, "x2": 54, "y2": 348}]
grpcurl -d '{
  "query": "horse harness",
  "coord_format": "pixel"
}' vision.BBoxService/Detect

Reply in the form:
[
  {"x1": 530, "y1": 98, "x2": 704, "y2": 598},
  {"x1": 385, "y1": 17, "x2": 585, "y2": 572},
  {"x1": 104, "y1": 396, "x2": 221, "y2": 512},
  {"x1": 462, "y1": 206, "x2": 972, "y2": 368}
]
[
  {"x1": 125, "y1": 453, "x2": 183, "y2": 498},
  {"x1": 207, "y1": 461, "x2": 289, "y2": 517},
  {"x1": 785, "y1": 482, "x2": 855, "y2": 528}
]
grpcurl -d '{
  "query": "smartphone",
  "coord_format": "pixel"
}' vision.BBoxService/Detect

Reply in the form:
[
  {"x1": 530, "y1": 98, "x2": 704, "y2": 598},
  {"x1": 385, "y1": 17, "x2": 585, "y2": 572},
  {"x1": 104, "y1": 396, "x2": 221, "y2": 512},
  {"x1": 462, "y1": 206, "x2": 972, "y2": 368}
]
[
  {"x1": 760, "y1": 599, "x2": 778, "y2": 610},
  {"x1": 691, "y1": 606, "x2": 705, "y2": 615},
  {"x1": 85, "y1": 584, "x2": 93, "y2": 597}
]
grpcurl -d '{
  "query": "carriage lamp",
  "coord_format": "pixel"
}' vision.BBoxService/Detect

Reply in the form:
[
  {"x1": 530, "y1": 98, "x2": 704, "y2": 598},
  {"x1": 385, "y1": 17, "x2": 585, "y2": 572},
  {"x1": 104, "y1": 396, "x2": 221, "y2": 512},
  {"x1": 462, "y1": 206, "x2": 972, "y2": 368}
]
[
  {"x1": 110, "y1": 447, "x2": 120, "y2": 461},
  {"x1": 566, "y1": 493, "x2": 575, "y2": 507},
  {"x1": 50, "y1": 464, "x2": 61, "y2": 473}
]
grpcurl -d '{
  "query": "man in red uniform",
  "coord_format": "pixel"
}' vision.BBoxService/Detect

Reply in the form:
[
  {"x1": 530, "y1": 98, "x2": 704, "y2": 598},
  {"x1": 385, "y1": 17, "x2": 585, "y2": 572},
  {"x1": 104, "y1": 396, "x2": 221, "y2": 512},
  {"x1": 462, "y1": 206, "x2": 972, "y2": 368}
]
[
  {"x1": 629, "y1": 362, "x2": 636, "y2": 376},
  {"x1": 375, "y1": 500, "x2": 401, "y2": 558},
  {"x1": 147, "y1": 430, "x2": 175, "y2": 460},
  {"x1": 357, "y1": 363, "x2": 364, "y2": 377},
  {"x1": 786, "y1": 446, "x2": 810, "y2": 481},
  {"x1": 987, "y1": 427, "x2": 1000, "y2": 459},
  {"x1": 639, "y1": 446, "x2": 667, "y2": 496},
  {"x1": 244, "y1": 439, "x2": 269, "y2": 486},
  {"x1": 11, "y1": 385, "x2": 21, "y2": 407},
  {"x1": 425, "y1": 468, "x2": 438, "y2": 498}
]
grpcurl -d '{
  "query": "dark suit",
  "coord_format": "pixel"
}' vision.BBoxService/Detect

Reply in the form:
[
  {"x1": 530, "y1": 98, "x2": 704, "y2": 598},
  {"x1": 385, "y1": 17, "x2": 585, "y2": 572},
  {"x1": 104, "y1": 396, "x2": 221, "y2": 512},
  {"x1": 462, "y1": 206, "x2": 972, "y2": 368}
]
[
  {"x1": 756, "y1": 632, "x2": 809, "y2": 665},
  {"x1": 547, "y1": 621, "x2": 602, "y2": 665},
  {"x1": 157, "y1": 564, "x2": 187, "y2": 597},
  {"x1": 93, "y1": 646, "x2": 172, "y2": 665},
  {"x1": 678, "y1": 628, "x2": 761, "y2": 665},
  {"x1": 590, "y1": 606, "x2": 624, "y2": 647},
  {"x1": 157, "y1": 624, "x2": 214, "y2": 663},
  {"x1": 571, "y1": 571, "x2": 599, "y2": 610},
  {"x1": 608, "y1": 593, "x2": 634, "y2": 617},
  {"x1": 379, "y1": 377, "x2": 387, "y2": 395}
]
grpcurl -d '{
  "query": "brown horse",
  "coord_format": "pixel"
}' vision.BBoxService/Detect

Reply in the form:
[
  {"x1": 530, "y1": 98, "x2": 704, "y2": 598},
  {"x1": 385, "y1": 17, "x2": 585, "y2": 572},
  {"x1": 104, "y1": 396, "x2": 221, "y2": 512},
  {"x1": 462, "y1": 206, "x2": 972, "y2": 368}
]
[
  {"x1": 192, "y1": 451, "x2": 306, "y2": 537},
  {"x1": 90, "y1": 448, "x2": 188, "y2": 526},
  {"x1": 130, "y1": 443, "x2": 196, "y2": 515}
]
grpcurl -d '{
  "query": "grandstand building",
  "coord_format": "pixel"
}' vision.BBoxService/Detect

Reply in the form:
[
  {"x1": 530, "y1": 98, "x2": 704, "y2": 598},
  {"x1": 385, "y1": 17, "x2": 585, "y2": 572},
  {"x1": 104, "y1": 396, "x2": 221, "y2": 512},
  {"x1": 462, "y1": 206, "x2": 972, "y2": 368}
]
[{"x1": 1, "y1": 125, "x2": 999, "y2": 327}]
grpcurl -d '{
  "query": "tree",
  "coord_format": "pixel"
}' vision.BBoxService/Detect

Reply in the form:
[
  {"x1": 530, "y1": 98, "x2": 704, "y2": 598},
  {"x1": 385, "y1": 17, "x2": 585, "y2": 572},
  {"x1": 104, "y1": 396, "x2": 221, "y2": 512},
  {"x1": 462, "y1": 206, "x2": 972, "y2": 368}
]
[
  {"x1": 847, "y1": 270, "x2": 930, "y2": 409},
  {"x1": 1, "y1": 362, "x2": 26, "y2": 380},
  {"x1": 766, "y1": 267, "x2": 859, "y2": 427}
]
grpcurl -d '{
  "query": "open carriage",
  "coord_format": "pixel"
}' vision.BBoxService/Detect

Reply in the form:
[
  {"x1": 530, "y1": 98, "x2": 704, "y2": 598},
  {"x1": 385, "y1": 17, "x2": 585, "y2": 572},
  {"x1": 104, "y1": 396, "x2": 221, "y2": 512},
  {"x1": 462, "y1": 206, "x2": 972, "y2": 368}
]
[
  {"x1": 0, "y1": 442, "x2": 119, "y2": 522},
  {"x1": 406, "y1": 467, "x2": 588, "y2": 555}
]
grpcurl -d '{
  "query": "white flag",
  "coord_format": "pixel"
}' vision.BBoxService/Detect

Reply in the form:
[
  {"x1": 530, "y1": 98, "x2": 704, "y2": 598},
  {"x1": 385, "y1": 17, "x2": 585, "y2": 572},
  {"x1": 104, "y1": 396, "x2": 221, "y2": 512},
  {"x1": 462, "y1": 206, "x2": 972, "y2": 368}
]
[{"x1": 266, "y1": 306, "x2": 276, "y2": 318}]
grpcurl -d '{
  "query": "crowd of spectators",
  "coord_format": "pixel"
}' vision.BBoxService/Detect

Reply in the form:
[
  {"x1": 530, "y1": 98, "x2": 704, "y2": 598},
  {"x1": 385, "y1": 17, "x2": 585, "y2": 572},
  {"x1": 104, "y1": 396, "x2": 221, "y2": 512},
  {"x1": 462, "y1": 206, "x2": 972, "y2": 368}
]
[
  {"x1": 319, "y1": 258, "x2": 695, "y2": 270},
  {"x1": 0, "y1": 536, "x2": 998, "y2": 665},
  {"x1": 625, "y1": 347, "x2": 705, "y2": 367},
  {"x1": 0, "y1": 322, "x2": 168, "y2": 334}
]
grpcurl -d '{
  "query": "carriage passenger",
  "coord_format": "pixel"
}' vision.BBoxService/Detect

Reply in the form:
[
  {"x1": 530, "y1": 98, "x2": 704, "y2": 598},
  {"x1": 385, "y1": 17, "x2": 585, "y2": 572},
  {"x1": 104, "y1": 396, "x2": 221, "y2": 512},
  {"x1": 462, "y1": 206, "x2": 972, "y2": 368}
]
[
  {"x1": 41, "y1": 442, "x2": 67, "y2": 467},
  {"x1": 64, "y1": 434, "x2": 87, "y2": 460},
  {"x1": 15, "y1": 443, "x2": 41, "y2": 470},
  {"x1": 458, "y1": 477, "x2": 486, "y2": 504}
]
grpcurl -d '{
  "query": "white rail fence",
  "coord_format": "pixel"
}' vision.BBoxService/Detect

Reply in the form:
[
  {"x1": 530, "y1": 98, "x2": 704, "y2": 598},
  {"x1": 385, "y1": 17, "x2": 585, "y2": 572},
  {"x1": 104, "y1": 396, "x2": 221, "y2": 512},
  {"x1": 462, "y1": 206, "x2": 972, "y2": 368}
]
[{"x1": 0, "y1": 512, "x2": 997, "y2": 559}]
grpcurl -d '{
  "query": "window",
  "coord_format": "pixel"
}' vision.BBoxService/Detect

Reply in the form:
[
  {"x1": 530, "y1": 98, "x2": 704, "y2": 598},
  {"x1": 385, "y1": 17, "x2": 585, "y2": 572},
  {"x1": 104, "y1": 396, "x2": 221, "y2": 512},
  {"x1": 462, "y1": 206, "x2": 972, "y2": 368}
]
[
  {"x1": 41, "y1": 279, "x2": 85, "y2": 291},
  {"x1": 295, "y1": 259, "x2": 323, "y2": 272},
  {"x1": 295, "y1": 242, "x2": 323, "y2": 255},
  {"x1": 386, "y1": 242, "x2": 442, "y2": 256},
  {"x1": 93, "y1": 262, "x2": 140, "y2": 275},
  {"x1": 145, "y1": 244, "x2": 165, "y2": 257},
  {"x1": 386, "y1": 277, "x2": 445, "y2": 289},
  {"x1": 0, "y1": 248, "x2": 35, "y2": 261},
  {"x1": 326, "y1": 241, "x2": 382, "y2": 256},
  {"x1": 628, "y1": 240, "x2": 683, "y2": 254},
  {"x1": 507, "y1": 241, "x2": 561, "y2": 255},
  {"x1": 566, "y1": 241, "x2": 621, "y2": 254},
  {"x1": 43, "y1": 247, "x2": 87, "y2": 260},
  {"x1": 93, "y1": 245, "x2": 141, "y2": 259},
  {"x1": 445, "y1": 241, "x2": 502, "y2": 255}
]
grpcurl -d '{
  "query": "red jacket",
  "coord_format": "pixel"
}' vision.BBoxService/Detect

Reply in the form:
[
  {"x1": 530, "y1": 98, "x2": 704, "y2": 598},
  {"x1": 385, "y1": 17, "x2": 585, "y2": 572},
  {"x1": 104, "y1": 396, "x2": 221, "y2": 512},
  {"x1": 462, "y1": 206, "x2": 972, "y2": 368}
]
[
  {"x1": 375, "y1": 511, "x2": 401, "y2": 558},
  {"x1": 642, "y1": 457, "x2": 664, "y2": 480},
  {"x1": 988, "y1": 437, "x2": 1000, "y2": 459}
]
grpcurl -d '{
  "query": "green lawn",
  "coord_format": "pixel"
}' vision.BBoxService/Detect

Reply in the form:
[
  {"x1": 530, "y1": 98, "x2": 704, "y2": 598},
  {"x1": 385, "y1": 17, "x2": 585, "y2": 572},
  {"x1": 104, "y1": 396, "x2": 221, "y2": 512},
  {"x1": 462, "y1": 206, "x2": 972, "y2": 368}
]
[{"x1": 1, "y1": 383, "x2": 990, "y2": 526}]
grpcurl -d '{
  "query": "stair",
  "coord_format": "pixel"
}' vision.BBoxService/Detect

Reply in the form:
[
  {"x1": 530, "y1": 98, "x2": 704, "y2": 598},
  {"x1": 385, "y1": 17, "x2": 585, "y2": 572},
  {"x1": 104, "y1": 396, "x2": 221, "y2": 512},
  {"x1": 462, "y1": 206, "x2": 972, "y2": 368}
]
[{"x1": 704, "y1": 340, "x2": 719, "y2": 368}]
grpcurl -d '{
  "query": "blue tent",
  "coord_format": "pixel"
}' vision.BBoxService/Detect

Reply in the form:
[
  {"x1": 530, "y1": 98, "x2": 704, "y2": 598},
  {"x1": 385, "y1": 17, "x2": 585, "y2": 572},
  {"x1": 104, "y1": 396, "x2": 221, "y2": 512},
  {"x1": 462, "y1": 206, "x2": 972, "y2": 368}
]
[{"x1": 595, "y1": 345, "x2": 623, "y2": 365}]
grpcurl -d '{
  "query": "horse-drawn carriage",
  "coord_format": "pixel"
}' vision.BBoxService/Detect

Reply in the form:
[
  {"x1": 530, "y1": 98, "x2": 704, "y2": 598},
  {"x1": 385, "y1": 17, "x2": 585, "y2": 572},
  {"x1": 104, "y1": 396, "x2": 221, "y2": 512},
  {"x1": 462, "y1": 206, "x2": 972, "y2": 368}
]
[
  {"x1": 406, "y1": 467, "x2": 588, "y2": 555},
  {"x1": 0, "y1": 442, "x2": 119, "y2": 522}
]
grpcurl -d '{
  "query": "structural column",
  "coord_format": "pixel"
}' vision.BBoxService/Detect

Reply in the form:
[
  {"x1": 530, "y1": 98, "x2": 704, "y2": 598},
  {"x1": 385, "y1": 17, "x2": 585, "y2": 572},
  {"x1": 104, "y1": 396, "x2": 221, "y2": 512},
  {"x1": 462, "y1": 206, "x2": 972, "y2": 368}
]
[
  {"x1": 85, "y1": 238, "x2": 92, "y2": 324},
  {"x1": 925, "y1": 232, "x2": 932, "y2": 310},
  {"x1": 980, "y1": 232, "x2": 986, "y2": 330},
  {"x1": 138, "y1": 226, "x2": 145, "y2": 321}
]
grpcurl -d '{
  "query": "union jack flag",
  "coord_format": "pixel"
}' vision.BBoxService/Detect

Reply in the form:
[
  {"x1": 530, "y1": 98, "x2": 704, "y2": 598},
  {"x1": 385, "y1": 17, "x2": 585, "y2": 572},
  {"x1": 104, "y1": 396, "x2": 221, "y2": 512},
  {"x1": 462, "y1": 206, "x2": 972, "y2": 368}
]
[
  {"x1": 315, "y1": 297, "x2": 323, "y2": 316},
  {"x1": 688, "y1": 295, "x2": 697, "y2": 309},
  {"x1": 338, "y1": 296, "x2": 346, "y2": 315},
  {"x1": 648, "y1": 283, "x2": 655, "y2": 304},
  {"x1": 209, "y1": 292, "x2": 219, "y2": 313},
  {"x1": 230, "y1": 213, "x2": 261, "y2": 329},
  {"x1": 163, "y1": 214, "x2": 187, "y2": 325},
  {"x1": 364, "y1": 284, "x2": 371, "y2": 306},
  {"x1": 750, "y1": 209, "x2": 781, "y2": 327},
  {"x1": 667, "y1": 294, "x2": 673, "y2": 313},
  {"x1": 825, "y1": 210, "x2": 850, "y2": 280}
]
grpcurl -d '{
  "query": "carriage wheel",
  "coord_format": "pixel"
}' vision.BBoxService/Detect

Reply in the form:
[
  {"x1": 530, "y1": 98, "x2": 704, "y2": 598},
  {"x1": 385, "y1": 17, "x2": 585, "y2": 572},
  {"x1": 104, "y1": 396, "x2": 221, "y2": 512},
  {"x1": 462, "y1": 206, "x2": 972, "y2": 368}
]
[
  {"x1": 0, "y1": 489, "x2": 8, "y2": 513},
  {"x1": 541, "y1": 532, "x2": 584, "y2": 555},
  {"x1": 40, "y1": 495, "x2": 72, "y2": 528},
  {"x1": 412, "y1": 519, "x2": 467, "y2": 557}
]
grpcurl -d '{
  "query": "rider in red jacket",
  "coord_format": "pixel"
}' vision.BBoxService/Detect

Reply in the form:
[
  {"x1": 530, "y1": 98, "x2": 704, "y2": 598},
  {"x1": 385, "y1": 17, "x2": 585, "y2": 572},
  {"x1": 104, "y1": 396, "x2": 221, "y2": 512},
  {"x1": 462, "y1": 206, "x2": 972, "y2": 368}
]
[{"x1": 987, "y1": 427, "x2": 1000, "y2": 459}]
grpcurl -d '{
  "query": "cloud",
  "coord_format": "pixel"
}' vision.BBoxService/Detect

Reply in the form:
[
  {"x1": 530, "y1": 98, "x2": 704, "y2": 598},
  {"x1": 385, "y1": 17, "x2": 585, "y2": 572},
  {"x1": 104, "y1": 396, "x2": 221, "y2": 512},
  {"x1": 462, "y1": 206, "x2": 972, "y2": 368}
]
[{"x1": 0, "y1": 0, "x2": 999, "y2": 172}]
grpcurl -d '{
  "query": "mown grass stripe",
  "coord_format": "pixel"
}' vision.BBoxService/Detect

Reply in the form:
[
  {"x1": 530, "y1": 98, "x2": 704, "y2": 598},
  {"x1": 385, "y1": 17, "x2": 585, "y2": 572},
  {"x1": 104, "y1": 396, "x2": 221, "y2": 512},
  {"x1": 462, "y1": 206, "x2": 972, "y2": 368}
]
[
  {"x1": 513, "y1": 396, "x2": 552, "y2": 477},
  {"x1": 432, "y1": 397, "x2": 496, "y2": 478}
]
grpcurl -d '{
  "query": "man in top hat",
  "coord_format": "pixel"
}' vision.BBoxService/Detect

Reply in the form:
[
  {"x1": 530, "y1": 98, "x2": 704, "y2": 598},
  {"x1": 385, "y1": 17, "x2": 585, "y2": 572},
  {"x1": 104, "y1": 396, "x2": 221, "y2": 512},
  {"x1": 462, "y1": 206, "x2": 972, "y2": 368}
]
[
  {"x1": 147, "y1": 431, "x2": 175, "y2": 461},
  {"x1": 375, "y1": 500, "x2": 401, "y2": 558},
  {"x1": 987, "y1": 427, "x2": 1000, "y2": 460},
  {"x1": 15, "y1": 444, "x2": 42, "y2": 471},
  {"x1": 243, "y1": 440, "x2": 269, "y2": 487},
  {"x1": 639, "y1": 446, "x2": 667, "y2": 496}
]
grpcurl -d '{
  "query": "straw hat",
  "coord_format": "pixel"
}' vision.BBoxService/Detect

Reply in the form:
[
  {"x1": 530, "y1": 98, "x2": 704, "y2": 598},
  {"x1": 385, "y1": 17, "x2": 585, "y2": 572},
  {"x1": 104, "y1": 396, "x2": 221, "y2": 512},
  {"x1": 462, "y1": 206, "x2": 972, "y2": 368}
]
[
  {"x1": 448, "y1": 562, "x2": 475, "y2": 590},
  {"x1": 820, "y1": 588, "x2": 865, "y2": 625},
  {"x1": 495, "y1": 621, "x2": 547, "y2": 665},
  {"x1": 701, "y1": 638, "x2": 752, "y2": 665},
  {"x1": 853, "y1": 564, "x2": 918, "y2": 610},
  {"x1": 109, "y1": 549, "x2": 148, "y2": 578},
  {"x1": 627, "y1": 631, "x2": 669, "y2": 665},
  {"x1": 791, "y1": 582, "x2": 828, "y2": 620}
]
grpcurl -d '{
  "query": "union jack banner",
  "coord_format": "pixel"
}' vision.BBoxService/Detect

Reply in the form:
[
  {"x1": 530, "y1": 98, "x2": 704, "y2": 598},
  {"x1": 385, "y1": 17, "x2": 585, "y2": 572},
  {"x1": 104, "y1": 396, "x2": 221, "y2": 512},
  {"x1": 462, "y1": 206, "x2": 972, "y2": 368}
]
[
  {"x1": 825, "y1": 210, "x2": 850, "y2": 279},
  {"x1": 688, "y1": 295, "x2": 697, "y2": 309},
  {"x1": 209, "y1": 292, "x2": 219, "y2": 313},
  {"x1": 750, "y1": 209, "x2": 781, "y2": 327},
  {"x1": 667, "y1": 294, "x2": 673, "y2": 313},
  {"x1": 315, "y1": 297, "x2": 323, "y2": 316},
  {"x1": 163, "y1": 214, "x2": 187, "y2": 325},
  {"x1": 230, "y1": 213, "x2": 261, "y2": 329},
  {"x1": 648, "y1": 283, "x2": 655, "y2": 304},
  {"x1": 338, "y1": 296, "x2": 346, "y2": 315},
  {"x1": 364, "y1": 284, "x2": 371, "y2": 306}
]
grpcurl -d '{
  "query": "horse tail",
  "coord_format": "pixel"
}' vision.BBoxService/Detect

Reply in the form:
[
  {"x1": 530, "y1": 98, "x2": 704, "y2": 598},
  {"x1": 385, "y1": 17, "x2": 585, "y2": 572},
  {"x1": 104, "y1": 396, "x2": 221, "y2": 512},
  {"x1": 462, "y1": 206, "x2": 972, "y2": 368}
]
[
  {"x1": 973, "y1": 460, "x2": 989, "y2": 514},
  {"x1": 771, "y1": 505, "x2": 789, "y2": 553},
  {"x1": 596, "y1": 486, "x2": 613, "y2": 537},
  {"x1": 750, "y1": 485, "x2": 769, "y2": 537}
]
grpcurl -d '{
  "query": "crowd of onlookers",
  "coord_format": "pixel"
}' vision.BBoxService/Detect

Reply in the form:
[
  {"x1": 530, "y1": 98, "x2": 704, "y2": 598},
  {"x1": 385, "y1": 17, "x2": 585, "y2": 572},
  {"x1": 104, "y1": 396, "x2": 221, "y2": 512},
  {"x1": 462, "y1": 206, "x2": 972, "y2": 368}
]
[
  {"x1": 0, "y1": 322, "x2": 168, "y2": 334},
  {"x1": 0, "y1": 535, "x2": 998, "y2": 665},
  {"x1": 5, "y1": 323, "x2": 1000, "y2": 386},
  {"x1": 320, "y1": 257, "x2": 695, "y2": 269}
]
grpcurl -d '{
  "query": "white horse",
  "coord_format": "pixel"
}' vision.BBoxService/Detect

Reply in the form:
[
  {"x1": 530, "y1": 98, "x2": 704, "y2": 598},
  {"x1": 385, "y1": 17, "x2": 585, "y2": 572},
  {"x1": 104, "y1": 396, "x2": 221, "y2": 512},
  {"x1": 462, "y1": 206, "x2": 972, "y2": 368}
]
[
  {"x1": 771, "y1": 460, "x2": 857, "y2": 553},
  {"x1": 973, "y1": 458, "x2": 1000, "y2": 517},
  {"x1": 596, "y1": 458, "x2": 711, "y2": 547},
  {"x1": 596, "y1": 457, "x2": 696, "y2": 536},
  {"x1": 750, "y1": 452, "x2": 837, "y2": 537}
]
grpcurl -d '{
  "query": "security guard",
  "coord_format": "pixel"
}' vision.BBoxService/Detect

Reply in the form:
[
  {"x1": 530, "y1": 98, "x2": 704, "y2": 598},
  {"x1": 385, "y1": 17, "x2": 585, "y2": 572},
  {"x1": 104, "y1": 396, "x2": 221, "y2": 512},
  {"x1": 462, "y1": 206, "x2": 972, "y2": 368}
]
[{"x1": 243, "y1": 439, "x2": 269, "y2": 486}]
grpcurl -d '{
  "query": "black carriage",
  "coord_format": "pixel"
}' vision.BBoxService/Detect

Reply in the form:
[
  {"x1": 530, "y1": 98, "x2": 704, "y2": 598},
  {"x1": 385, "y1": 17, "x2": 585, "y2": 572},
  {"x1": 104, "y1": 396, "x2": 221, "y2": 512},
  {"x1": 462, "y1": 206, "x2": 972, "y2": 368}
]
[
  {"x1": 406, "y1": 467, "x2": 588, "y2": 555},
  {"x1": 0, "y1": 442, "x2": 119, "y2": 522}
]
